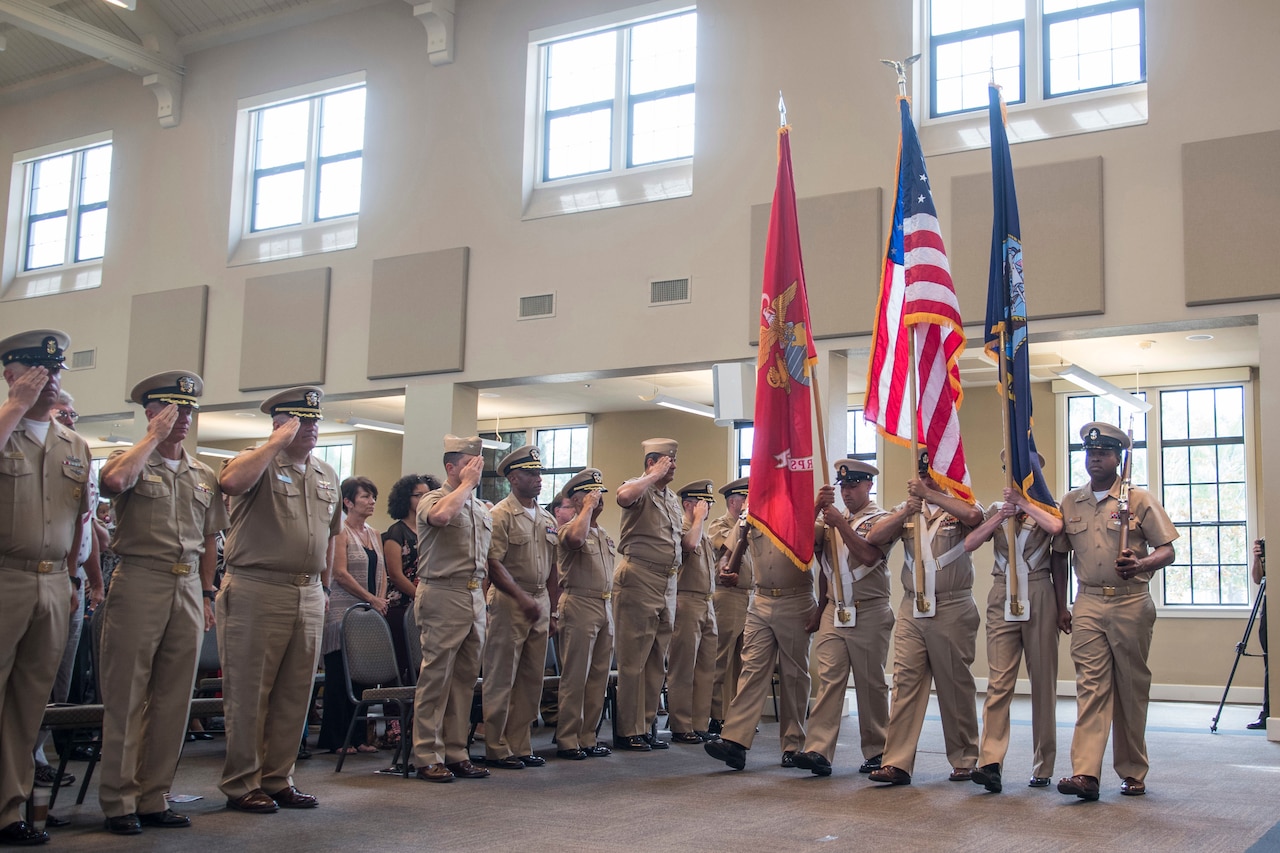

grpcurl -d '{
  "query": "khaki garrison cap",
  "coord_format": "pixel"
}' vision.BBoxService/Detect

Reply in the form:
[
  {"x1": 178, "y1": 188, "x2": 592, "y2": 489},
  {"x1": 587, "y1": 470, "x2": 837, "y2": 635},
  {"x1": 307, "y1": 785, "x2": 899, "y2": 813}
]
[
  {"x1": 1080, "y1": 421, "x2": 1130, "y2": 451},
  {"x1": 0, "y1": 329, "x2": 69, "y2": 368},
  {"x1": 499, "y1": 445, "x2": 543, "y2": 476},
  {"x1": 834, "y1": 459, "x2": 877, "y2": 484},
  {"x1": 131, "y1": 371, "x2": 203, "y2": 408},
  {"x1": 261, "y1": 386, "x2": 324, "y2": 419},
  {"x1": 642, "y1": 438, "x2": 678, "y2": 458},
  {"x1": 677, "y1": 479, "x2": 716, "y2": 503},
  {"x1": 719, "y1": 477, "x2": 749, "y2": 498},
  {"x1": 443, "y1": 434, "x2": 483, "y2": 456}
]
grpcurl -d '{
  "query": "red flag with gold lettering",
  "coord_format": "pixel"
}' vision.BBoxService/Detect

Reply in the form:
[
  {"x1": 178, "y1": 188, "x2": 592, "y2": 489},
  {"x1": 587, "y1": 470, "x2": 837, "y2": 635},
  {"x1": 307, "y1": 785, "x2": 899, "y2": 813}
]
[{"x1": 748, "y1": 125, "x2": 818, "y2": 569}]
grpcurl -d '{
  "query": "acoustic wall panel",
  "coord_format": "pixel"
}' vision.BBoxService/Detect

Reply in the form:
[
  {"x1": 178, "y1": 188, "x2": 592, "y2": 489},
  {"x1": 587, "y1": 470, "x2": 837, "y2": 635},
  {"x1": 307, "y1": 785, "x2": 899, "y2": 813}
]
[
  {"x1": 126, "y1": 285, "x2": 207, "y2": 400},
  {"x1": 238, "y1": 267, "x2": 330, "y2": 392},
  {"x1": 950, "y1": 157, "x2": 1104, "y2": 323},
  {"x1": 367, "y1": 247, "x2": 469, "y2": 379}
]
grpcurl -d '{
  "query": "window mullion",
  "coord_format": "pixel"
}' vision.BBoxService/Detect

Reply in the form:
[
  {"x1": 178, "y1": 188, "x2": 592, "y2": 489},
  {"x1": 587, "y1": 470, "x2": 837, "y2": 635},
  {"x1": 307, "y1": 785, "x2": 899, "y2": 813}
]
[
  {"x1": 615, "y1": 24, "x2": 629, "y2": 173},
  {"x1": 1027, "y1": 0, "x2": 1043, "y2": 103},
  {"x1": 306, "y1": 98, "x2": 322, "y2": 226},
  {"x1": 66, "y1": 151, "x2": 84, "y2": 265}
]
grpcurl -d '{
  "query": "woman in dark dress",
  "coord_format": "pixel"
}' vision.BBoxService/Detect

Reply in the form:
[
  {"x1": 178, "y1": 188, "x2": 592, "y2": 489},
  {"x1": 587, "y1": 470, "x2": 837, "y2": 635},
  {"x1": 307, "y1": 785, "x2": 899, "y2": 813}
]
[{"x1": 382, "y1": 473, "x2": 439, "y2": 683}]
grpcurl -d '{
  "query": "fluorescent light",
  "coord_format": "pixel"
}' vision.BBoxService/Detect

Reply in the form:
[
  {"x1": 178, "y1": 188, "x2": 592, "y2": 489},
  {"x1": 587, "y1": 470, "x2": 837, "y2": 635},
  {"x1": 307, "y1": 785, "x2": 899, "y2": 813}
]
[
  {"x1": 652, "y1": 394, "x2": 715, "y2": 418},
  {"x1": 345, "y1": 417, "x2": 404, "y2": 435},
  {"x1": 1054, "y1": 364, "x2": 1153, "y2": 414},
  {"x1": 480, "y1": 437, "x2": 511, "y2": 451},
  {"x1": 196, "y1": 446, "x2": 237, "y2": 459},
  {"x1": 99, "y1": 434, "x2": 133, "y2": 445},
  {"x1": 102, "y1": 0, "x2": 137, "y2": 9}
]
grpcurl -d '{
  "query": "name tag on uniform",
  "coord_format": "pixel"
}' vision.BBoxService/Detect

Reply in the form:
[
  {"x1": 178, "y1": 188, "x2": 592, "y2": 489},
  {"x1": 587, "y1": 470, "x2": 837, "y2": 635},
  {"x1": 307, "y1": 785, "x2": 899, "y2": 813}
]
[
  {"x1": 4, "y1": 451, "x2": 24, "y2": 460},
  {"x1": 142, "y1": 473, "x2": 163, "y2": 483},
  {"x1": 276, "y1": 472, "x2": 293, "y2": 484}
]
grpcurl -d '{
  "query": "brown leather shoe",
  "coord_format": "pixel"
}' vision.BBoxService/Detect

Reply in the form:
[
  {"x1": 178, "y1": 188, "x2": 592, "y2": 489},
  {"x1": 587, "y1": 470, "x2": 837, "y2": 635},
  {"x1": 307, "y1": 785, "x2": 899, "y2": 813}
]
[
  {"x1": 445, "y1": 760, "x2": 490, "y2": 779},
  {"x1": 226, "y1": 789, "x2": 279, "y2": 813},
  {"x1": 1056, "y1": 774, "x2": 1101, "y2": 801},
  {"x1": 868, "y1": 765, "x2": 911, "y2": 785},
  {"x1": 267, "y1": 786, "x2": 318, "y2": 809},
  {"x1": 1120, "y1": 777, "x2": 1146, "y2": 796},
  {"x1": 415, "y1": 763, "x2": 455, "y2": 783}
]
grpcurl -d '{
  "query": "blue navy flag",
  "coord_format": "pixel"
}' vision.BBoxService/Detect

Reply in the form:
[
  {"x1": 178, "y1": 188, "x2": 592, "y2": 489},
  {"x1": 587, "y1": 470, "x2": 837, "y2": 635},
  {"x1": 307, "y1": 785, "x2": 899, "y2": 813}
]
[{"x1": 983, "y1": 84, "x2": 1058, "y2": 516}]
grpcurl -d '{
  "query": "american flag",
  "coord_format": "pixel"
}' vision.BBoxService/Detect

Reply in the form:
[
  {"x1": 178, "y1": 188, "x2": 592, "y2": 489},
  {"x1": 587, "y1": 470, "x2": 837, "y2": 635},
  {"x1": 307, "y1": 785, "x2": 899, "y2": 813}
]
[{"x1": 865, "y1": 96, "x2": 973, "y2": 503}]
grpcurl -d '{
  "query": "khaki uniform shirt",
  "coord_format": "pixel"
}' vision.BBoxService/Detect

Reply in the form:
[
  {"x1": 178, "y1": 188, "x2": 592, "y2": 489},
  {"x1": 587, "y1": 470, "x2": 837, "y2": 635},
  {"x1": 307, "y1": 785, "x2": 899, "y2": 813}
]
[
  {"x1": 707, "y1": 513, "x2": 754, "y2": 588},
  {"x1": 820, "y1": 503, "x2": 892, "y2": 601},
  {"x1": 105, "y1": 449, "x2": 228, "y2": 562},
  {"x1": 984, "y1": 502, "x2": 1053, "y2": 576},
  {"x1": 617, "y1": 480, "x2": 682, "y2": 566},
  {"x1": 1052, "y1": 484, "x2": 1179, "y2": 586},
  {"x1": 678, "y1": 520, "x2": 716, "y2": 596},
  {"x1": 489, "y1": 494, "x2": 556, "y2": 590},
  {"x1": 749, "y1": 527, "x2": 813, "y2": 591},
  {"x1": 0, "y1": 420, "x2": 90, "y2": 562},
  {"x1": 416, "y1": 482, "x2": 491, "y2": 581},
  {"x1": 222, "y1": 452, "x2": 340, "y2": 574},
  {"x1": 897, "y1": 501, "x2": 977, "y2": 594},
  {"x1": 557, "y1": 524, "x2": 616, "y2": 595}
]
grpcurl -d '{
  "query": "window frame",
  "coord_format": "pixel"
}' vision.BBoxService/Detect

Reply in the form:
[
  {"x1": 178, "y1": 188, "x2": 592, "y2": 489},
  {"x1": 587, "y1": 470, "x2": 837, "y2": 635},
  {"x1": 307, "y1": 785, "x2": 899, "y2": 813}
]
[{"x1": 478, "y1": 424, "x2": 591, "y2": 508}]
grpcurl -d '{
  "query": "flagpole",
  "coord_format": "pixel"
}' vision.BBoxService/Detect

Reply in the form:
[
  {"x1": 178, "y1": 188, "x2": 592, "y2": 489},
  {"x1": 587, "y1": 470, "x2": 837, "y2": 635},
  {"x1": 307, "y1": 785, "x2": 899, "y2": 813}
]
[
  {"x1": 996, "y1": 328, "x2": 1023, "y2": 616},
  {"x1": 908, "y1": 326, "x2": 927, "y2": 614}
]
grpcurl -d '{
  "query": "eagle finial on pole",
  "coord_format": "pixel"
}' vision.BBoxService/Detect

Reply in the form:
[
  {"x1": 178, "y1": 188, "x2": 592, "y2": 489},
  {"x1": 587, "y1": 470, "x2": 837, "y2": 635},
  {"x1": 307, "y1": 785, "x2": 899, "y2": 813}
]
[{"x1": 879, "y1": 53, "x2": 921, "y2": 97}]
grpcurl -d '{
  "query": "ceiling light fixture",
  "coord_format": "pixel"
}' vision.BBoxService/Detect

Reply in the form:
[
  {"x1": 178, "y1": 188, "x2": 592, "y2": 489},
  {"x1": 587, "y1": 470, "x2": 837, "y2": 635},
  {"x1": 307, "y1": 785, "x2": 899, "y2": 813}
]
[
  {"x1": 480, "y1": 437, "x2": 511, "y2": 451},
  {"x1": 102, "y1": 0, "x2": 137, "y2": 10},
  {"x1": 652, "y1": 394, "x2": 715, "y2": 418},
  {"x1": 99, "y1": 434, "x2": 133, "y2": 444},
  {"x1": 196, "y1": 446, "x2": 237, "y2": 459},
  {"x1": 345, "y1": 417, "x2": 404, "y2": 435},
  {"x1": 1054, "y1": 364, "x2": 1153, "y2": 414}
]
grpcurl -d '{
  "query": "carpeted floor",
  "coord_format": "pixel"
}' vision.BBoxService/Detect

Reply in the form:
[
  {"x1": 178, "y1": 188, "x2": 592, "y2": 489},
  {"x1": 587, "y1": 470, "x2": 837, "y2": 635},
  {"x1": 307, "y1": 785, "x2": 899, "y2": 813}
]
[{"x1": 35, "y1": 696, "x2": 1280, "y2": 852}]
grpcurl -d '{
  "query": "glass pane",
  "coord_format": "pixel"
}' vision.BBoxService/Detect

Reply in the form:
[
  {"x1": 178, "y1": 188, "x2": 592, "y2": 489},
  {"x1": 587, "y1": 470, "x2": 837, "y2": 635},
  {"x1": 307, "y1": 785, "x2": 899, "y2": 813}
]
[
  {"x1": 320, "y1": 88, "x2": 366, "y2": 157},
  {"x1": 935, "y1": 77, "x2": 964, "y2": 115},
  {"x1": 76, "y1": 207, "x2": 108, "y2": 262},
  {"x1": 1162, "y1": 446, "x2": 1188, "y2": 485},
  {"x1": 1189, "y1": 385, "x2": 1219, "y2": 436},
  {"x1": 546, "y1": 31, "x2": 616, "y2": 111},
  {"x1": 631, "y1": 93, "x2": 695, "y2": 165},
  {"x1": 1164, "y1": 564, "x2": 1191, "y2": 604},
  {"x1": 1222, "y1": 524, "x2": 1248, "y2": 568},
  {"x1": 569, "y1": 426, "x2": 588, "y2": 466},
  {"x1": 255, "y1": 101, "x2": 310, "y2": 170},
  {"x1": 1221, "y1": 564, "x2": 1249, "y2": 605},
  {"x1": 1067, "y1": 396, "x2": 1095, "y2": 439},
  {"x1": 1112, "y1": 44, "x2": 1141, "y2": 83},
  {"x1": 317, "y1": 157, "x2": 362, "y2": 219},
  {"x1": 1189, "y1": 445, "x2": 1217, "y2": 485},
  {"x1": 79, "y1": 145, "x2": 113, "y2": 206},
  {"x1": 630, "y1": 12, "x2": 696, "y2": 96},
  {"x1": 1191, "y1": 526, "x2": 1219, "y2": 569},
  {"x1": 30, "y1": 154, "x2": 73, "y2": 216},
  {"x1": 1219, "y1": 444, "x2": 1245, "y2": 485},
  {"x1": 1190, "y1": 483, "x2": 1218, "y2": 523},
  {"x1": 546, "y1": 108, "x2": 612, "y2": 179},
  {"x1": 253, "y1": 169, "x2": 304, "y2": 231},
  {"x1": 25, "y1": 215, "x2": 67, "y2": 270},
  {"x1": 1049, "y1": 18, "x2": 1078, "y2": 59},
  {"x1": 1192, "y1": 563, "x2": 1221, "y2": 605},
  {"x1": 1219, "y1": 482, "x2": 1247, "y2": 522},
  {"x1": 1216, "y1": 387, "x2": 1244, "y2": 436},
  {"x1": 1161, "y1": 390, "x2": 1187, "y2": 440},
  {"x1": 1162, "y1": 484, "x2": 1190, "y2": 523}
]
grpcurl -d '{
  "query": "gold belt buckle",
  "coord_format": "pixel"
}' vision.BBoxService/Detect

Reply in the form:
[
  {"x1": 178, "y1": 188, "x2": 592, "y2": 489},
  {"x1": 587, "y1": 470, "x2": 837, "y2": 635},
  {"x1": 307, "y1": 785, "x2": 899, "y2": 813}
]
[
  {"x1": 706, "y1": 594, "x2": 714, "y2": 601},
  {"x1": 37, "y1": 560, "x2": 55, "y2": 573},
  {"x1": 295, "y1": 573, "x2": 312, "y2": 586},
  {"x1": 171, "y1": 563, "x2": 192, "y2": 575},
  {"x1": 601, "y1": 592, "x2": 611, "y2": 601},
  {"x1": 1102, "y1": 586, "x2": 1116, "y2": 597},
  {"x1": 667, "y1": 567, "x2": 678, "y2": 577},
  {"x1": 467, "y1": 579, "x2": 480, "y2": 590},
  {"x1": 770, "y1": 588, "x2": 782, "y2": 596}
]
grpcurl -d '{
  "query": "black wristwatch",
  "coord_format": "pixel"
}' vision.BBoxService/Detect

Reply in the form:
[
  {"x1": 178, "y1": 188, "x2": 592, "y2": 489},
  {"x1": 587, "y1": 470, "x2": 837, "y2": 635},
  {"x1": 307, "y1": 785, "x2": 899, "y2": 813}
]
[
  {"x1": 202, "y1": 589, "x2": 216, "y2": 601},
  {"x1": 322, "y1": 585, "x2": 332, "y2": 595}
]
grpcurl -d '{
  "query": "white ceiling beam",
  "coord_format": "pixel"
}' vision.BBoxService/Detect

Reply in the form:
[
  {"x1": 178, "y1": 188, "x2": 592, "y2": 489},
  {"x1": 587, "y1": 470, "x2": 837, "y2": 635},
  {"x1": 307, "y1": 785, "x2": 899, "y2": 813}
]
[{"x1": 0, "y1": 0, "x2": 184, "y2": 127}]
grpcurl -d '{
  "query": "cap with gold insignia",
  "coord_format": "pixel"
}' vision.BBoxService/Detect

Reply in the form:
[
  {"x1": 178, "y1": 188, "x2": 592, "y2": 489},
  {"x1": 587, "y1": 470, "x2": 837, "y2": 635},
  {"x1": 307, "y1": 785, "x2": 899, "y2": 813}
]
[
  {"x1": 834, "y1": 459, "x2": 877, "y2": 484},
  {"x1": 560, "y1": 468, "x2": 608, "y2": 501},
  {"x1": 641, "y1": 437, "x2": 678, "y2": 458},
  {"x1": 499, "y1": 445, "x2": 543, "y2": 476},
  {"x1": 261, "y1": 386, "x2": 324, "y2": 419},
  {"x1": 131, "y1": 371, "x2": 204, "y2": 409},
  {"x1": 677, "y1": 479, "x2": 716, "y2": 503},
  {"x1": 443, "y1": 434, "x2": 483, "y2": 456},
  {"x1": 0, "y1": 329, "x2": 69, "y2": 368},
  {"x1": 1080, "y1": 421, "x2": 1130, "y2": 451},
  {"x1": 718, "y1": 477, "x2": 749, "y2": 498},
  {"x1": 999, "y1": 448, "x2": 1046, "y2": 468}
]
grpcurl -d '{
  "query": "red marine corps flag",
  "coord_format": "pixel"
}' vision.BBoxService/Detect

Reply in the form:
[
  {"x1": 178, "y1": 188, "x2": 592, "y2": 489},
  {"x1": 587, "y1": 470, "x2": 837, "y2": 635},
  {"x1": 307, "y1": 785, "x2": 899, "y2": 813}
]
[{"x1": 748, "y1": 121, "x2": 819, "y2": 569}]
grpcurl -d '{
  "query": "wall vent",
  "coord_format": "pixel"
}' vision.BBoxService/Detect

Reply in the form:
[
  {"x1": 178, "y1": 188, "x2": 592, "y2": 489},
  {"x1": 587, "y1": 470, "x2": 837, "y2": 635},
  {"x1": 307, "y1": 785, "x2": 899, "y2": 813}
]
[
  {"x1": 67, "y1": 349, "x2": 96, "y2": 370},
  {"x1": 519, "y1": 293, "x2": 556, "y2": 320},
  {"x1": 650, "y1": 277, "x2": 690, "y2": 306}
]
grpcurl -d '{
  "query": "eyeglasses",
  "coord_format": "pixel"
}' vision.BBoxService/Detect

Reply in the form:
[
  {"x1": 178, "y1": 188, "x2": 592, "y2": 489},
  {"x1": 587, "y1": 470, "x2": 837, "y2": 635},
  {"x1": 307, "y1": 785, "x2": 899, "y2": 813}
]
[
  {"x1": 411, "y1": 490, "x2": 430, "y2": 500},
  {"x1": 55, "y1": 409, "x2": 79, "y2": 423}
]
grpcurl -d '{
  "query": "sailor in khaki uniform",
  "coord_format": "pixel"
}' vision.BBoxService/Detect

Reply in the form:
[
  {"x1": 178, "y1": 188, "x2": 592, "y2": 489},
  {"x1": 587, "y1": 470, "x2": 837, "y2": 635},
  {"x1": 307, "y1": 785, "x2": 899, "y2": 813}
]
[
  {"x1": 553, "y1": 469, "x2": 615, "y2": 760},
  {"x1": 706, "y1": 478, "x2": 752, "y2": 735},
  {"x1": 868, "y1": 451, "x2": 985, "y2": 786},
  {"x1": 612, "y1": 438, "x2": 684, "y2": 751},
  {"x1": 964, "y1": 452, "x2": 1066, "y2": 795},
  {"x1": 704, "y1": 488, "x2": 832, "y2": 770},
  {"x1": 793, "y1": 460, "x2": 895, "y2": 777},
  {"x1": 482, "y1": 445, "x2": 559, "y2": 769},
  {"x1": 97, "y1": 372, "x2": 228, "y2": 833},
  {"x1": 1054, "y1": 422, "x2": 1177, "y2": 801},
  {"x1": 217, "y1": 386, "x2": 339, "y2": 813},
  {"x1": 0, "y1": 330, "x2": 95, "y2": 847},
  {"x1": 411, "y1": 435, "x2": 492, "y2": 782},
  {"x1": 666, "y1": 480, "x2": 717, "y2": 743}
]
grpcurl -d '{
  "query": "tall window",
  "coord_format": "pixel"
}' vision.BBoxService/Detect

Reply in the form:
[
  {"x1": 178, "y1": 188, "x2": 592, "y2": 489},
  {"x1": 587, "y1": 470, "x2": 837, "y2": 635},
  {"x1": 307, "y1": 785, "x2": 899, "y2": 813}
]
[
  {"x1": 536, "y1": 425, "x2": 590, "y2": 504},
  {"x1": 21, "y1": 142, "x2": 112, "y2": 271},
  {"x1": 537, "y1": 8, "x2": 696, "y2": 182},
  {"x1": 927, "y1": 0, "x2": 1144, "y2": 117},
  {"x1": 1065, "y1": 393, "x2": 1148, "y2": 491},
  {"x1": 847, "y1": 408, "x2": 880, "y2": 504},
  {"x1": 734, "y1": 425, "x2": 753, "y2": 478},
  {"x1": 248, "y1": 85, "x2": 365, "y2": 232},
  {"x1": 314, "y1": 441, "x2": 354, "y2": 484}
]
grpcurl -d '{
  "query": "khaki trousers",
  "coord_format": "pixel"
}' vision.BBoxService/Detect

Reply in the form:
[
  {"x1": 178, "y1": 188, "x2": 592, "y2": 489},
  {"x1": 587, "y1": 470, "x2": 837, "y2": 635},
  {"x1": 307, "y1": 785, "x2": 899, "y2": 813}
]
[
  {"x1": 666, "y1": 592, "x2": 717, "y2": 733},
  {"x1": 805, "y1": 597, "x2": 893, "y2": 762},
  {"x1": 554, "y1": 593, "x2": 613, "y2": 750},
  {"x1": 710, "y1": 588, "x2": 749, "y2": 721},
  {"x1": 882, "y1": 593, "x2": 980, "y2": 774},
  {"x1": 0, "y1": 568, "x2": 68, "y2": 826},
  {"x1": 721, "y1": 591, "x2": 814, "y2": 753},
  {"x1": 1068, "y1": 590, "x2": 1155, "y2": 781},
  {"x1": 215, "y1": 573, "x2": 323, "y2": 799},
  {"x1": 412, "y1": 584, "x2": 484, "y2": 766},
  {"x1": 98, "y1": 560, "x2": 202, "y2": 816},
  {"x1": 482, "y1": 588, "x2": 550, "y2": 760},
  {"x1": 979, "y1": 574, "x2": 1059, "y2": 777},
  {"x1": 611, "y1": 558, "x2": 676, "y2": 738}
]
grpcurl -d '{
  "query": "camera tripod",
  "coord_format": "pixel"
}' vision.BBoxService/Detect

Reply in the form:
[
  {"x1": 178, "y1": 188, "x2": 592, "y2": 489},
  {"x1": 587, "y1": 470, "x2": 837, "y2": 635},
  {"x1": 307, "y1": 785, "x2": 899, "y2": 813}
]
[{"x1": 1211, "y1": 577, "x2": 1266, "y2": 733}]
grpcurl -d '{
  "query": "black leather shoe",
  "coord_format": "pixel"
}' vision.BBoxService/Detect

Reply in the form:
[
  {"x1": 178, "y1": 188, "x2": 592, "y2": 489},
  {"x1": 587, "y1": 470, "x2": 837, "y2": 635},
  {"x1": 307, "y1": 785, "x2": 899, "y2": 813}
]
[
  {"x1": 704, "y1": 738, "x2": 747, "y2": 770},
  {"x1": 138, "y1": 809, "x2": 190, "y2": 828},
  {"x1": 791, "y1": 751, "x2": 832, "y2": 777},
  {"x1": 1120, "y1": 777, "x2": 1146, "y2": 796},
  {"x1": 1029, "y1": 776, "x2": 1051, "y2": 788},
  {"x1": 445, "y1": 760, "x2": 490, "y2": 779},
  {"x1": 0, "y1": 820, "x2": 50, "y2": 845},
  {"x1": 486, "y1": 756, "x2": 526, "y2": 770},
  {"x1": 517, "y1": 754, "x2": 546, "y2": 767},
  {"x1": 104, "y1": 814, "x2": 143, "y2": 835},
  {"x1": 971, "y1": 763, "x2": 1002, "y2": 793},
  {"x1": 780, "y1": 750, "x2": 798, "y2": 768},
  {"x1": 643, "y1": 733, "x2": 669, "y2": 750},
  {"x1": 868, "y1": 765, "x2": 911, "y2": 785},
  {"x1": 556, "y1": 748, "x2": 587, "y2": 760},
  {"x1": 670, "y1": 731, "x2": 703, "y2": 744},
  {"x1": 858, "y1": 753, "x2": 882, "y2": 774},
  {"x1": 69, "y1": 746, "x2": 97, "y2": 762},
  {"x1": 614, "y1": 735, "x2": 651, "y2": 751},
  {"x1": 267, "y1": 786, "x2": 318, "y2": 809},
  {"x1": 226, "y1": 789, "x2": 279, "y2": 813},
  {"x1": 1247, "y1": 718, "x2": 1267, "y2": 730},
  {"x1": 415, "y1": 763, "x2": 454, "y2": 783},
  {"x1": 1057, "y1": 774, "x2": 1100, "y2": 801},
  {"x1": 707, "y1": 718, "x2": 723, "y2": 735},
  {"x1": 45, "y1": 815, "x2": 70, "y2": 829},
  {"x1": 582, "y1": 745, "x2": 612, "y2": 757}
]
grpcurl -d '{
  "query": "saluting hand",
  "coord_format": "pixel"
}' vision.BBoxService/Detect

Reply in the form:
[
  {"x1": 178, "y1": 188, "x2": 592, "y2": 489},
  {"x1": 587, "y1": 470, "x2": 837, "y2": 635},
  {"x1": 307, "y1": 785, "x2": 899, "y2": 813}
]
[
  {"x1": 7, "y1": 366, "x2": 48, "y2": 410},
  {"x1": 145, "y1": 404, "x2": 179, "y2": 443},
  {"x1": 458, "y1": 454, "x2": 485, "y2": 489},
  {"x1": 268, "y1": 416, "x2": 301, "y2": 446},
  {"x1": 693, "y1": 499, "x2": 709, "y2": 522}
]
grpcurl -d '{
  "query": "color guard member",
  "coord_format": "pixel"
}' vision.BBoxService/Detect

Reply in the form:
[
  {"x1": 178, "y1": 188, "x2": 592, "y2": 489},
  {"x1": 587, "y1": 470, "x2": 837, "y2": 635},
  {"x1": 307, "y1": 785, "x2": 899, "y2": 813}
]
[
  {"x1": 706, "y1": 478, "x2": 752, "y2": 735},
  {"x1": 667, "y1": 480, "x2": 717, "y2": 743}
]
